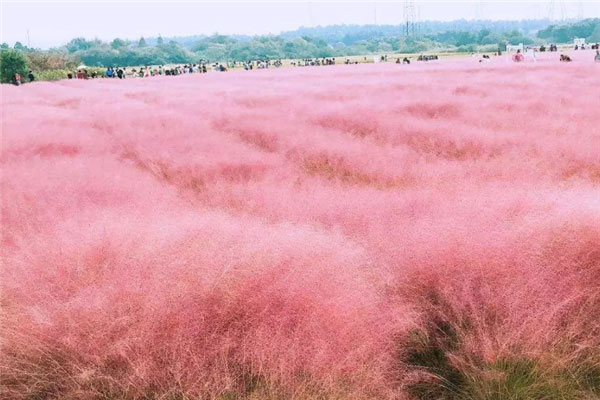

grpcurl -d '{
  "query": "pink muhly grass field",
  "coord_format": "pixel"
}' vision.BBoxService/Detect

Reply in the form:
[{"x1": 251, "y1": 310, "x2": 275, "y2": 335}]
[{"x1": 1, "y1": 53, "x2": 600, "y2": 399}]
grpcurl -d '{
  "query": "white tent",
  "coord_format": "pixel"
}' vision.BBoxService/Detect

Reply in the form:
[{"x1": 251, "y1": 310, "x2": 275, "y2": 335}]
[{"x1": 506, "y1": 43, "x2": 524, "y2": 53}]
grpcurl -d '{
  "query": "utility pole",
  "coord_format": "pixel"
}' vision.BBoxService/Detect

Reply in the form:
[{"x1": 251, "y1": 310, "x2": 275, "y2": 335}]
[
  {"x1": 404, "y1": 0, "x2": 417, "y2": 36},
  {"x1": 417, "y1": 4, "x2": 421, "y2": 35},
  {"x1": 374, "y1": 3, "x2": 377, "y2": 25},
  {"x1": 27, "y1": 29, "x2": 30, "y2": 48}
]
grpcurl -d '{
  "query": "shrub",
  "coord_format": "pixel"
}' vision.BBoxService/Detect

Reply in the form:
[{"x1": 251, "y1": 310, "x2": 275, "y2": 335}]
[
  {"x1": 34, "y1": 69, "x2": 70, "y2": 81},
  {"x1": 0, "y1": 49, "x2": 28, "y2": 83},
  {"x1": 25, "y1": 52, "x2": 78, "y2": 71}
]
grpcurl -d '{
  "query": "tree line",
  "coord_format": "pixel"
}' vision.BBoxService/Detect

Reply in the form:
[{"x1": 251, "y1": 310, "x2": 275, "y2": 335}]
[{"x1": 2, "y1": 18, "x2": 599, "y2": 82}]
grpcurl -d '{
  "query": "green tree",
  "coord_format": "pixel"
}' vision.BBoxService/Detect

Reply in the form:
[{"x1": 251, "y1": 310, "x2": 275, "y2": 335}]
[
  {"x1": 589, "y1": 24, "x2": 600, "y2": 42},
  {"x1": 13, "y1": 41, "x2": 26, "y2": 51},
  {"x1": 111, "y1": 38, "x2": 127, "y2": 49},
  {"x1": 536, "y1": 19, "x2": 600, "y2": 43},
  {"x1": 66, "y1": 37, "x2": 94, "y2": 53},
  {"x1": 1, "y1": 49, "x2": 29, "y2": 83},
  {"x1": 138, "y1": 37, "x2": 147, "y2": 47},
  {"x1": 157, "y1": 35, "x2": 164, "y2": 45},
  {"x1": 1, "y1": 43, "x2": 9, "y2": 49}
]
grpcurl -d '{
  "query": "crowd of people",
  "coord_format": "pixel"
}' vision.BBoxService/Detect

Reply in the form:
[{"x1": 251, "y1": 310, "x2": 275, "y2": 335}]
[
  {"x1": 222, "y1": 59, "x2": 279, "y2": 69},
  {"x1": 534, "y1": 43, "x2": 598, "y2": 52},
  {"x1": 510, "y1": 46, "x2": 600, "y2": 63},
  {"x1": 61, "y1": 63, "x2": 229, "y2": 80},
  {"x1": 574, "y1": 43, "x2": 597, "y2": 50},
  {"x1": 417, "y1": 54, "x2": 440, "y2": 61},
  {"x1": 10, "y1": 45, "x2": 600, "y2": 85},
  {"x1": 45, "y1": 58, "x2": 340, "y2": 83},
  {"x1": 232, "y1": 58, "x2": 341, "y2": 68},
  {"x1": 292, "y1": 58, "x2": 337, "y2": 66}
]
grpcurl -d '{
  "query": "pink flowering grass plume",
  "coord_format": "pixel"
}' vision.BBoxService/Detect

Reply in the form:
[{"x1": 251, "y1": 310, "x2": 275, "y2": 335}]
[{"x1": 1, "y1": 53, "x2": 599, "y2": 399}]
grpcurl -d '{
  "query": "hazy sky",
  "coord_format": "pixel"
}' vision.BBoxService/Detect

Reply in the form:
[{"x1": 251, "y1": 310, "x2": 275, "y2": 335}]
[{"x1": 2, "y1": 1, "x2": 600, "y2": 49}]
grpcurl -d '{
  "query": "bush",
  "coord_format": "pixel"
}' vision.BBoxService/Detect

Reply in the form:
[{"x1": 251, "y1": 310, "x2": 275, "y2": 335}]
[
  {"x1": 35, "y1": 69, "x2": 70, "y2": 81},
  {"x1": 0, "y1": 49, "x2": 28, "y2": 83},
  {"x1": 478, "y1": 44, "x2": 500, "y2": 53},
  {"x1": 456, "y1": 44, "x2": 477, "y2": 53},
  {"x1": 33, "y1": 67, "x2": 108, "y2": 81},
  {"x1": 25, "y1": 52, "x2": 78, "y2": 71}
]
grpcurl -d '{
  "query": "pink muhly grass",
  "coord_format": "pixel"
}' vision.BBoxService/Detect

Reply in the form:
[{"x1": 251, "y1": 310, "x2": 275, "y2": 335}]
[{"x1": 1, "y1": 53, "x2": 599, "y2": 399}]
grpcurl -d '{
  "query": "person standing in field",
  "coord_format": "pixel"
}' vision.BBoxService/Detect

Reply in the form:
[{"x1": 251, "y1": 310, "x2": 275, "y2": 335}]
[
  {"x1": 595, "y1": 50, "x2": 600, "y2": 62},
  {"x1": 512, "y1": 50, "x2": 524, "y2": 62},
  {"x1": 28, "y1": 70, "x2": 35, "y2": 82},
  {"x1": 525, "y1": 47, "x2": 537, "y2": 62},
  {"x1": 12, "y1": 73, "x2": 22, "y2": 86}
]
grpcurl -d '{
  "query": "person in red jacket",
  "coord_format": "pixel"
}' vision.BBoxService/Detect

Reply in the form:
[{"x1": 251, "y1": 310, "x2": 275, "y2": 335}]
[{"x1": 512, "y1": 50, "x2": 524, "y2": 62}]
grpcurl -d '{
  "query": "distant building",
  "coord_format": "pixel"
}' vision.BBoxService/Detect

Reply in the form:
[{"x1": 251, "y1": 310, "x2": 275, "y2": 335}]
[{"x1": 506, "y1": 43, "x2": 524, "y2": 54}]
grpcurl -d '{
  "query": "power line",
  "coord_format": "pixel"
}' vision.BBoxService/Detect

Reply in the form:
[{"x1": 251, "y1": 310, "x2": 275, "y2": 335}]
[
  {"x1": 549, "y1": 0, "x2": 568, "y2": 21},
  {"x1": 548, "y1": 0, "x2": 555, "y2": 21}
]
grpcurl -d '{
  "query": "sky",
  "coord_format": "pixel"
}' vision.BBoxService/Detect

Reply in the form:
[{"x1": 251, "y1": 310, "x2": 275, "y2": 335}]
[{"x1": 2, "y1": 1, "x2": 600, "y2": 49}]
